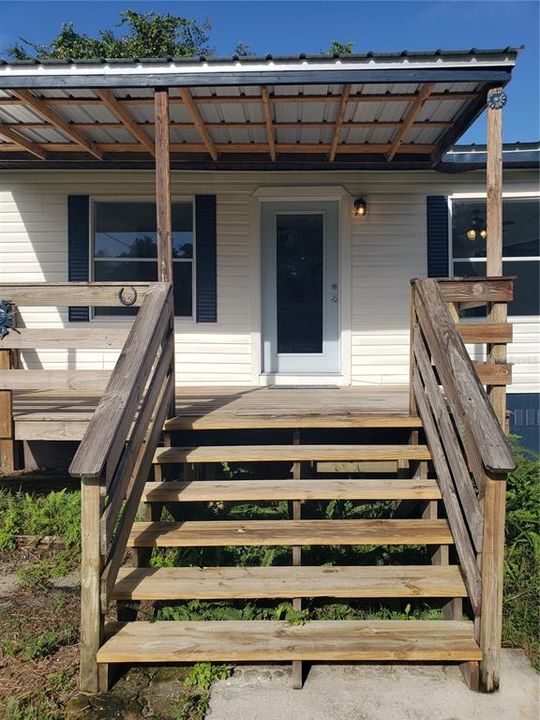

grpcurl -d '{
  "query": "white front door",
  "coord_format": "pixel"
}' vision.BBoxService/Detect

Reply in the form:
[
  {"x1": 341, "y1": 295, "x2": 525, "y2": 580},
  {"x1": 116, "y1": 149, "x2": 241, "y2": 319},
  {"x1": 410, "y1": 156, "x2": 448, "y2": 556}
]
[{"x1": 261, "y1": 200, "x2": 340, "y2": 374}]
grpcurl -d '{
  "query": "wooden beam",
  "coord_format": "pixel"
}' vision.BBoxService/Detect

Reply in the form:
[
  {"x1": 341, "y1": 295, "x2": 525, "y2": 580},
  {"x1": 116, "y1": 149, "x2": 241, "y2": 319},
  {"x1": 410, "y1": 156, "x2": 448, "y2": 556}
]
[
  {"x1": 0, "y1": 141, "x2": 436, "y2": 156},
  {"x1": 154, "y1": 90, "x2": 173, "y2": 283},
  {"x1": 9, "y1": 89, "x2": 103, "y2": 159},
  {"x1": 94, "y1": 89, "x2": 155, "y2": 156},
  {"x1": 486, "y1": 89, "x2": 504, "y2": 276},
  {"x1": 329, "y1": 84, "x2": 351, "y2": 162},
  {"x1": 177, "y1": 87, "x2": 218, "y2": 161},
  {"x1": 261, "y1": 87, "x2": 276, "y2": 161},
  {"x1": 0, "y1": 125, "x2": 46, "y2": 159},
  {"x1": 387, "y1": 83, "x2": 435, "y2": 161},
  {"x1": 0, "y1": 91, "x2": 478, "y2": 107},
  {"x1": 0, "y1": 120, "x2": 455, "y2": 131}
]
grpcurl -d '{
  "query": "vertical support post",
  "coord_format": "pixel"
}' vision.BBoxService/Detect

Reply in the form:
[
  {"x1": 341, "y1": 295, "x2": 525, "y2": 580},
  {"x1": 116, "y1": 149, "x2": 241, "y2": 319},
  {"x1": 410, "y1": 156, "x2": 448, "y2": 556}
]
[
  {"x1": 291, "y1": 429, "x2": 303, "y2": 689},
  {"x1": 154, "y1": 88, "x2": 173, "y2": 284},
  {"x1": 409, "y1": 283, "x2": 418, "y2": 417},
  {"x1": 479, "y1": 473, "x2": 507, "y2": 691},
  {"x1": 80, "y1": 476, "x2": 107, "y2": 692},
  {"x1": 0, "y1": 349, "x2": 15, "y2": 472},
  {"x1": 485, "y1": 87, "x2": 507, "y2": 429}
]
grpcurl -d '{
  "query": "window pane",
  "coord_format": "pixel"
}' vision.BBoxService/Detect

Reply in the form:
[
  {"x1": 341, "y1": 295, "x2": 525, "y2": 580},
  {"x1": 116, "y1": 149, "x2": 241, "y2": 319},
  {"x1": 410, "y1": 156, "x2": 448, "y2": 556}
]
[
  {"x1": 454, "y1": 260, "x2": 540, "y2": 316},
  {"x1": 172, "y1": 203, "x2": 194, "y2": 259},
  {"x1": 95, "y1": 202, "x2": 157, "y2": 258},
  {"x1": 276, "y1": 213, "x2": 323, "y2": 354},
  {"x1": 94, "y1": 201, "x2": 194, "y2": 259},
  {"x1": 94, "y1": 260, "x2": 156, "y2": 316},
  {"x1": 173, "y1": 262, "x2": 193, "y2": 317},
  {"x1": 503, "y1": 260, "x2": 540, "y2": 315},
  {"x1": 452, "y1": 201, "x2": 487, "y2": 258},
  {"x1": 94, "y1": 260, "x2": 193, "y2": 317},
  {"x1": 452, "y1": 198, "x2": 540, "y2": 259},
  {"x1": 501, "y1": 199, "x2": 539, "y2": 257}
]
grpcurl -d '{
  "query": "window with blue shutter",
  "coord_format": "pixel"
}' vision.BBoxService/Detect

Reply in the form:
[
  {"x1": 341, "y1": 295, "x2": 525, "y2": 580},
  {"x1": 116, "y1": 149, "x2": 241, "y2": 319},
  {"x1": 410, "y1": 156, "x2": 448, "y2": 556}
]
[
  {"x1": 68, "y1": 195, "x2": 90, "y2": 322},
  {"x1": 426, "y1": 195, "x2": 449, "y2": 278},
  {"x1": 195, "y1": 195, "x2": 217, "y2": 323}
]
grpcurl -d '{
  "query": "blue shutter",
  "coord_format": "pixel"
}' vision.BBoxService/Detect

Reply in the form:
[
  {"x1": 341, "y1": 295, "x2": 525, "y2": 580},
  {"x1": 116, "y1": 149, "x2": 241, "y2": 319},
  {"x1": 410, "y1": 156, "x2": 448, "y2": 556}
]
[
  {"x1": 507, "y1": 393, "x2": 540, "y2": 454},
  {"x1": 68, "y1": 195, "x2": 90, "y2": 322},
  {"x1": 195, "y1": 195, "x2": 217, "y2": 323},
  {"x1": 427, "y1": 196, "x2": 449, "y2": 278}
]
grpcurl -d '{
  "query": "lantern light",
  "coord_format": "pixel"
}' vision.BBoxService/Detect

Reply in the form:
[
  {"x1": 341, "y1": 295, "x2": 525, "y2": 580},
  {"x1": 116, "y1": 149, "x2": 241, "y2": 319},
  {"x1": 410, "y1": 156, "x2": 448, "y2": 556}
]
[{"x1": 354, "y1": 198, "x2": 368, "y2": 217}]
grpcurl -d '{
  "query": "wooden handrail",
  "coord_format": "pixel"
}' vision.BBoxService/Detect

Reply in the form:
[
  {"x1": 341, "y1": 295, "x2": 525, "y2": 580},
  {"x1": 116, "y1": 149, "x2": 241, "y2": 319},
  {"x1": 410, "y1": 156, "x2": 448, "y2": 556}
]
[
  {"x1": 412, "y1": 279, "x2": 514, "y2": 474},
  {"x1": 68, "y1": 280, "x2": 175, "y2": 692},
  {"x1": 70, "y1": 283, "x2": 172, "y2": 480}
]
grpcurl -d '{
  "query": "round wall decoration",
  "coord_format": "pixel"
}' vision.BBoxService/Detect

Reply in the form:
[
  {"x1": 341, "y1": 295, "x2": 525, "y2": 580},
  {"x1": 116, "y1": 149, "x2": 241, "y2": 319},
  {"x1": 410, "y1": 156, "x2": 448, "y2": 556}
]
[{"x1": 487, "y1": 88, "x2": 507, "y2": 110}]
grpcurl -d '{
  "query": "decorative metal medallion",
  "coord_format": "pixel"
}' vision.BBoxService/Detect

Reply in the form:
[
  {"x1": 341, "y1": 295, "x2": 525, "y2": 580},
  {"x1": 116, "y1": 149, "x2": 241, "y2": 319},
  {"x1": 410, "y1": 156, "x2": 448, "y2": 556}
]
[
  {"x1": 0, "y1": 300, "x2": 17, "y2": 340},
  {"x1": 487, "y1": 88, "x2": 507, "y2": 110},
  {"x1": 119, "y1": 286, "x2": 138, "y2": 307}
]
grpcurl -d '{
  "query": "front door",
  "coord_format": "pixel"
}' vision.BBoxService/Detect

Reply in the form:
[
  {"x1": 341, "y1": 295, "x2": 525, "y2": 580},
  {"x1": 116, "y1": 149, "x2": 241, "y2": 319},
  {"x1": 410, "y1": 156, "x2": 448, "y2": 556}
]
[{"x1": 262, "y1": 201, "x2": 340, "y2": 374}]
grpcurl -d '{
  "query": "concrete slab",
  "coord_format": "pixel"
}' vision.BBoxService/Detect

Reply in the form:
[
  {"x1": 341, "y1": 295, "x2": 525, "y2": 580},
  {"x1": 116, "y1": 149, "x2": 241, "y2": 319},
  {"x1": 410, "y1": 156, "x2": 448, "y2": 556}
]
[{"x1": 208, "y1": 650, "x2": 539, "y2": 720}]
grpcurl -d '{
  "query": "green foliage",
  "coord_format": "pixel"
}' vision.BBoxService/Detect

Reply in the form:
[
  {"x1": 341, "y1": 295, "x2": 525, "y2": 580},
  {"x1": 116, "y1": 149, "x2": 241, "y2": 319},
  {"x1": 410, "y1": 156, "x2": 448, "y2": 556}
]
[
  {"x1": 274, "y1": 602, "x2": 309, "y2": 625},
  {"x1": 8, "y1": 10, "x2": 212, "y2": 61},
  {"x1": 1, "y1": 625, "x2": 76, "y2": 662},
  {"x1": 503, "y1": 437, "x2": 540, "y2": 669},
  {"x1": 233, "y1": 43, "x2": 253, "y2": 57},
  {"x1": 328, "y1": 40, "x2": 355, "y2": 55},
  {"x1": 0, "y1": 488, "x2": 80, "y2": 551}
]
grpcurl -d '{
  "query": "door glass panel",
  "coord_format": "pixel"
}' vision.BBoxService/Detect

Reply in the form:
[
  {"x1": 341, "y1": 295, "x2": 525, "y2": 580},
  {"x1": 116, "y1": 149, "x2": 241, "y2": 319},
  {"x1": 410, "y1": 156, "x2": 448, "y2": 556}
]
[{"x1": 276, "y1": 213, "x2": 323, "y2": 354}]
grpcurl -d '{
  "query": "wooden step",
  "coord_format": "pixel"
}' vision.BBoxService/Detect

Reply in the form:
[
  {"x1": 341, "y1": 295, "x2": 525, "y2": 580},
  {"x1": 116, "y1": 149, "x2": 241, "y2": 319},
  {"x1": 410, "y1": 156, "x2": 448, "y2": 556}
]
[
  {"x1": 142, "y1": 478, "x2": 441, "y2": 503},
  {"x1": 128, "y1": 519, "x2": 453, "y2": 548},
  {"x1": 164, "y1": 413, "x2": 423, "y2": 431},
  {"x1": 113, "y1": 565, "x2": 467, "y2": 601},
  {"x1": 97, "y1": 620, "x2": 481, "y2": 663},
  {"x1": 153, "y1": 444, "x2": 432, "y2": 464}
]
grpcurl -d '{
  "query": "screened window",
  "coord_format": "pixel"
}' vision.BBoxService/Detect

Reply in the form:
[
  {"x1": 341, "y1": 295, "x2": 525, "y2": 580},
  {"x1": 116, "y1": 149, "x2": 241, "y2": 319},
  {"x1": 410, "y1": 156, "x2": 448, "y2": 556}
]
[
  {"x1": 93, "y1": 200, "x2": 194, "y2": 316},
  {"x1": 451, "y1": 197, "x2": 540, "y2": 316}
]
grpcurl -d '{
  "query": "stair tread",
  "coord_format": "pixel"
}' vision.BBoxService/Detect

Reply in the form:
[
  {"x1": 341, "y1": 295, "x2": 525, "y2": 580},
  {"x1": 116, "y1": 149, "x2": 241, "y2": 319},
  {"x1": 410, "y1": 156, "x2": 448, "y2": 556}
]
[
  {"x1": 142, "y1": 478, "x2": 442, "y2": 502},
  {"x1": 97, "y1": 620, "x2": 481, "y2": 663},
  {"x1": 153, "y1": 444, "x2": 432, "y2": 464},
  {"x1": 164, "y1": 413, "x2": 423, "y2": 431},
  {"x1": 128, "y1": 519, "x2": 453, "y2": 547},
  {"x1": 113, "y1": 565, "x2": 467, "y2": 601}
]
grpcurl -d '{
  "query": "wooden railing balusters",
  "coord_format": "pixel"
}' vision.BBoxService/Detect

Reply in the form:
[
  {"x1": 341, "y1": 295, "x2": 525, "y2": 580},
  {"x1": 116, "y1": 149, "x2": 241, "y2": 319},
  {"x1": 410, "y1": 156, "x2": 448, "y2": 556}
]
[{"x1": 410, "y1": 276, "x2": 515, "y2": 692}]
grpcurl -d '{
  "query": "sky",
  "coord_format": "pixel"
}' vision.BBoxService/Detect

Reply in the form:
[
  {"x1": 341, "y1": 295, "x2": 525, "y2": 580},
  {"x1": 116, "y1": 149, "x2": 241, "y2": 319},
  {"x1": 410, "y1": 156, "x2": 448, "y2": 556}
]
[{"x1": 0, "y1": 0, "x2": 538, "y2": 144}]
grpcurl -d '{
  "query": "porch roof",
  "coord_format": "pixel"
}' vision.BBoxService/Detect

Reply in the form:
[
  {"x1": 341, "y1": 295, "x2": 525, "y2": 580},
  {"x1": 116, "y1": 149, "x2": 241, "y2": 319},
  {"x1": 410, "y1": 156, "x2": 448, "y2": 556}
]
[{"x1": 0, "y1": 48, "x2": 520, "y2": 170}]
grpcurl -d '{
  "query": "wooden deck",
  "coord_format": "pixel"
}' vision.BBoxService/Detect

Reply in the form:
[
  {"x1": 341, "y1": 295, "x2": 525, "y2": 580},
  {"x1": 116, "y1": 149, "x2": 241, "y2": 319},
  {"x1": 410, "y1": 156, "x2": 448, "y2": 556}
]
[{"x1": 13, "y1": 385, "x2": 413, "y2": 441}]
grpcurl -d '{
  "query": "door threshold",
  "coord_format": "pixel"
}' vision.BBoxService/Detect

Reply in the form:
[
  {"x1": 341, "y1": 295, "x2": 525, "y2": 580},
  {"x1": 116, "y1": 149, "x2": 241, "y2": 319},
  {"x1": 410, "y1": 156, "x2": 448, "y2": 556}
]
[{"x1": 260, "y1": 373, "x2": 347, "y2": 387}]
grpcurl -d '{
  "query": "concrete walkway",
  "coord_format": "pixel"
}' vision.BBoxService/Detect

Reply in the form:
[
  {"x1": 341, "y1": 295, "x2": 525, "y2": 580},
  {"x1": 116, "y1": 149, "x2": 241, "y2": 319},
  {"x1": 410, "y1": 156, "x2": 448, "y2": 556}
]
[{"x1": 208, "y1": 650, "x2": 538, "y2": 720}]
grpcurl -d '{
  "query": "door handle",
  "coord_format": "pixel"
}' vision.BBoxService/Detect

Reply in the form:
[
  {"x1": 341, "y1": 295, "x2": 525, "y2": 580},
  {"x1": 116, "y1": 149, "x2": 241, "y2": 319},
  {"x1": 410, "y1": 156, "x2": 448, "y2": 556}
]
[{"x1": 330, "y1": 295, "x2": 338, "y2": 303}]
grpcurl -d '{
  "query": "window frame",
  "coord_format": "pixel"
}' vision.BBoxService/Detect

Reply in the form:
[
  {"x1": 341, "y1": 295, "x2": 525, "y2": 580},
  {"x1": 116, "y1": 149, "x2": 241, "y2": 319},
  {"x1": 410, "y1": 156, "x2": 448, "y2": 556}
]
[
  {"x1": 89, "y1": 195, "x2": 196, "y2": 321},
  {"x1": 448, "y1": 192, "x2": 540, "y2": 321}
]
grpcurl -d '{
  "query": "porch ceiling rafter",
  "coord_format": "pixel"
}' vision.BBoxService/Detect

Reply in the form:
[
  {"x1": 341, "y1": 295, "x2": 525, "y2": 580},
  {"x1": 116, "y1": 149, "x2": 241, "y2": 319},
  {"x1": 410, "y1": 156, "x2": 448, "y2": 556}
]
[
  {"x1": 8, "y1": 88, "x2": 103, "y2": 159},
  {"x1": 0, "y1": 124, "x2": 46, "y2": 158},
  {"x1": 176, "y1": 87, "x2": 218, "y2": 161},
  {"x1": 261, "y1": 86, "x2": 276, "y2": 161},
  {"x1": 93, "y1": 88, "x2": 155, "y2": 156},
  {"x1": 386, "y1": 83, "x2": 435, "y2": 161},
  {"x1": 329, "y1": 84, "x2": 351, "y2": 162}
]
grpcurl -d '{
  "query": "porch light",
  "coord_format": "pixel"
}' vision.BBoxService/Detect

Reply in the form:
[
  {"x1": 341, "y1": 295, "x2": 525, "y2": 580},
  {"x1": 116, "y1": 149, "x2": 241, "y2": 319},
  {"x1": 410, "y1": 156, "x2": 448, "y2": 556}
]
[{"x1": 354, "y1": 198, "x2": 368, "y2": 217}]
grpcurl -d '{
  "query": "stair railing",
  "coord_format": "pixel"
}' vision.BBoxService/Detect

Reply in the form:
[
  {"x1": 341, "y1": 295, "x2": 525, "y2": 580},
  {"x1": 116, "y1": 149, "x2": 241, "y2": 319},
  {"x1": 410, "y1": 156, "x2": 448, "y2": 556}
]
[
  {"x1": 69, "y1": 281, "x2": 174, "y2": 693},
  {"x1": 410, "y1": 277, "x2": 515, "y2": 693}
]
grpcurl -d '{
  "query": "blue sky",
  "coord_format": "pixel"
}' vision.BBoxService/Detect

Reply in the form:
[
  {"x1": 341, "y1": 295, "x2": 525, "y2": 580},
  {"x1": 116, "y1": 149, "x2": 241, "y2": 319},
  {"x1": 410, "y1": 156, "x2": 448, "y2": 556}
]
[{"x1": 0, "y1": 0, "x2": 538, "y2": 143}]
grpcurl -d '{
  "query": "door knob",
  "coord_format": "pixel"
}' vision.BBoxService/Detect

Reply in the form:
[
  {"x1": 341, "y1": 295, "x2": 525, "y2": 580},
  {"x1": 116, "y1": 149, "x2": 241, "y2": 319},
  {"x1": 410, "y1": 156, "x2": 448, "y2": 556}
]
[{"x1": 330, "y1": 295, "x2": 338, "y2": 303}]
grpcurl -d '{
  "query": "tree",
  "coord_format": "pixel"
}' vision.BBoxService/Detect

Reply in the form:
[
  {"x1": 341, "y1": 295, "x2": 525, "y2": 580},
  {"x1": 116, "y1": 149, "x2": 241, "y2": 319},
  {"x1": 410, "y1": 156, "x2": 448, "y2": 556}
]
[
  {"x1": 233, "y1": 43, "x2": 254, "y2": 57},
  {"x1": 328, "y1": 40, "x2": 355, "y2": 55},
  {"x1": 8, "y1": 9, "x2": 213, "y2": 60}
]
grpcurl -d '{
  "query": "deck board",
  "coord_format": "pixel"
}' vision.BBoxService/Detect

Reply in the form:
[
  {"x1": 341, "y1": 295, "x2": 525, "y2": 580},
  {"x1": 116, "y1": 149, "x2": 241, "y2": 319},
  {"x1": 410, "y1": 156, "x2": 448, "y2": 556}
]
[
  {"x1": 12, "y1": 385, "x2": 412, "y2": 440},
  {"x1": 97, "y1": 620, "x2": 482, "y2": 663}
]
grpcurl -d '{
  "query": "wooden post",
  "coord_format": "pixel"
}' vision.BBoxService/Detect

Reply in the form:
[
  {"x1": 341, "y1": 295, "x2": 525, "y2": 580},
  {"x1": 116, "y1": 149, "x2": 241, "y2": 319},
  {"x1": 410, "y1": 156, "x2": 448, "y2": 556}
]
[
  {"x1": 479, "y1": 473, "x2": 507, "y2": 691},
  {"x1": 0, "y1": 349, "x2": 15, "y2": 472},
  {"x1": 80, "y1": 476, "x2": 106, "y2": 692},
  {"x1": 486, "y1": 87, "x2": 507, "y2": 429},
  {"x1": 154, "y1": 88, "x2": 173, "y2": 284}
]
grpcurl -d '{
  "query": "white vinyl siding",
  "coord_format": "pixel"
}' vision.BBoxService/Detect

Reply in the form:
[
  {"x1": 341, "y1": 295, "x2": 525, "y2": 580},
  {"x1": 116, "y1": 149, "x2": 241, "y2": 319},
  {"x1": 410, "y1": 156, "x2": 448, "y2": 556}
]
[{"x1": 0, "y1": 168, "x2": 538, "y2": 391}]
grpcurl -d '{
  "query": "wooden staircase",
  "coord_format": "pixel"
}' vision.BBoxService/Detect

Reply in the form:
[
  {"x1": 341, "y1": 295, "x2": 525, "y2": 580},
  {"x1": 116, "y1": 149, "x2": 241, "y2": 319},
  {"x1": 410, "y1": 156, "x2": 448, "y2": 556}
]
[
  {"x1": 96, "y1": 422, "x2": 482, "y2": 684},
  {"x1": 67, "y1": 277, "x2": 516, "y2": 695}
]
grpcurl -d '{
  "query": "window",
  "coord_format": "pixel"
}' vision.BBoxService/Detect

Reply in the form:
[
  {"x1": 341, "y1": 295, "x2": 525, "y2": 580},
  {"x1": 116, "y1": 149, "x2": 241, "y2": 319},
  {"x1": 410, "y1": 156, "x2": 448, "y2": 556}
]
[
  {"x1": 92, "y1": 199, "x2": 194, "y2": 316},
  {"x1": 451, "y1": 197, "x2": 540, "y2": 316}
]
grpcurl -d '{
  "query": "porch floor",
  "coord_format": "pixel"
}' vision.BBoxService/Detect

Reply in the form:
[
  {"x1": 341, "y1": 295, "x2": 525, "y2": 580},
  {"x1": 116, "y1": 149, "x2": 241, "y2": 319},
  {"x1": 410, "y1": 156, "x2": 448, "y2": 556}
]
[{"x1": 12, "y1": 385, "x2": 415, "y2": 441}]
